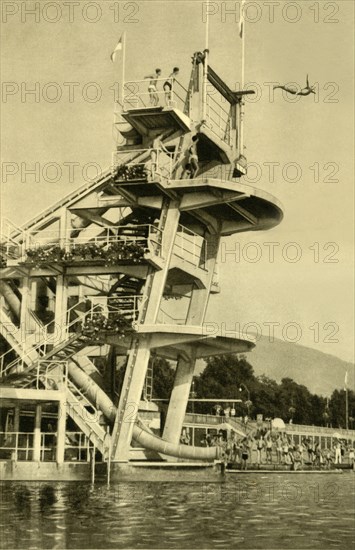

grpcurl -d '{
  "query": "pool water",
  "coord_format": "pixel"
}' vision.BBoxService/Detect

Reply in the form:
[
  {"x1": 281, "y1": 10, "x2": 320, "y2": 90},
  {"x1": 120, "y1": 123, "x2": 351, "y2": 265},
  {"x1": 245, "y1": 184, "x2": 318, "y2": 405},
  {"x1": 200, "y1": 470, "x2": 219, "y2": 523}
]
[{"x1": 0, "y1": 472, "x2": 354, "y2": 549}]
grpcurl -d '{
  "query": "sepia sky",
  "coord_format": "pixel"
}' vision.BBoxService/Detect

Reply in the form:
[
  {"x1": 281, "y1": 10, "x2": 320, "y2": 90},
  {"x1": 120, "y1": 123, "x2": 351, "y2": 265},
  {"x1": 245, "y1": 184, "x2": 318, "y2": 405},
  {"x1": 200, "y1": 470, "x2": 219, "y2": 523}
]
[{"x1": 1, "y1": 1, "x2": 354, "y2": 363}]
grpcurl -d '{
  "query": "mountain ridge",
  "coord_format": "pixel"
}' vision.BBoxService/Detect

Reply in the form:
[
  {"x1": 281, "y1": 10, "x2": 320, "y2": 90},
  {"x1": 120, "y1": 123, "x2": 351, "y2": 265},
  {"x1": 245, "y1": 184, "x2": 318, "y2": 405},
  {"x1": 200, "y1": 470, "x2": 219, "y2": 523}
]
[{"x1": 196, "y1": 336, "x2": 354, "y2": 396}]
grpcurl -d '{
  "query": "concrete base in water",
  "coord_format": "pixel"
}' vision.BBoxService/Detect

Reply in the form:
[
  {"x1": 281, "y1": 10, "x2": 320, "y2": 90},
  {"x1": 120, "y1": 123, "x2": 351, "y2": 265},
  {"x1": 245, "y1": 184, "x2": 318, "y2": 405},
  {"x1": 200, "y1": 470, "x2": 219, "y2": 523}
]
[
  {"x1": 97, "y1": 461, "x2": 222, "y2": 482},
  {"x1": 3, "y1": 460, "x2": 351, "y2": 482},
  {"x1": 0, "y1": 460, "x2": 222, "y2": 482},
  {"x1": 0, "y1": 460, "x2": 92, "y2": 481}
]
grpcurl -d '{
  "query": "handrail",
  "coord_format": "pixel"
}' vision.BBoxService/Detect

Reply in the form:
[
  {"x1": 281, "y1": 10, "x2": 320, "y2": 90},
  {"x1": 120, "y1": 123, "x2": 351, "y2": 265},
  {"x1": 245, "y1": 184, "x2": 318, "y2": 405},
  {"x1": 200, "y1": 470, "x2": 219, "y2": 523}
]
[
  {"x1": 0, "y1": 308, "x2": 48, "y2": 375},
  {"x1": 0, "y1": 298, "x2": 88, "y2": 377},
  {"x1": 35, "y1": 360, "x2": 68, "y2": 390},
  {"x1": 123, "y1": 77, "x2": 187, "y2": 111},
  {"x1": 157, "y1": 308, "x2": 186, "y2": 325},
  {"x1": 173, "y1": 224, "x2": 206, "y2": 268},
  {"x1": 90, "y1": 295, "x2": 142, "y2": 320},
  {"x1": 21, "y1": 224, "x2": 163, "y2": 259},
  {"x1": 205, "y1": 93, "x2": 231, "y2": 144},
  {"x1": 0, "y1": 431, "x2": 94, "y2": 462},
  {"x1": 112, "y1": 147, "x2": 173, "y2": 182}
]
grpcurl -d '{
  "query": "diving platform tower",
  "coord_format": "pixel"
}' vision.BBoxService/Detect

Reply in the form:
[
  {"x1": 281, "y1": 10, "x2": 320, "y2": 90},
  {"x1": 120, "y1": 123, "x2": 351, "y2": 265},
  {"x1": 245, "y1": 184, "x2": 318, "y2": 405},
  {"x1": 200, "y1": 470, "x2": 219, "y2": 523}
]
[{"x1": 0, "y1": 51, "x2": 283, "y2": 471}]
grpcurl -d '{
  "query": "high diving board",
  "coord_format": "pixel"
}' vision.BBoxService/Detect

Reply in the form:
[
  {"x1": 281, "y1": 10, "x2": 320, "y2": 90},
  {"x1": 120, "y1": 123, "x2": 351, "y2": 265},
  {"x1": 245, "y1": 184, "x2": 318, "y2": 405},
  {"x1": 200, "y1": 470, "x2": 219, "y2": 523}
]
[{"x1": 122, "y1": 106, "x2": 191, "y2": 135}]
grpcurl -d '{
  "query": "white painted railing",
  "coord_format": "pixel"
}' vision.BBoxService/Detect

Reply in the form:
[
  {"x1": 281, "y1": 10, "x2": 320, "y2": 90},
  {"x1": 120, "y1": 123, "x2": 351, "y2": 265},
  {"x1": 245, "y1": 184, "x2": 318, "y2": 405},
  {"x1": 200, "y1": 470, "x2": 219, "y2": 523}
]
[
  {"x1": 173, "y1": 224, "x2": 206, "y2": 269},
  {"x1": 0, "y1": 431, "x2": 93, "y2": 462},
  {"x1": 123, "y1": 77, "x2": 187, "y2": 112},
  {"x1": 10, "y1": 224, "x2": 163, "y2": 262},
  {"x1": 112, "y1": 147, "x2": 173, "y2": 182},
  {"x1": 205, "y1": 93, "x2": 232, "y2": 145},
  {"x1": 35, "y1": 360, "x2": 68, "y2": 390}
]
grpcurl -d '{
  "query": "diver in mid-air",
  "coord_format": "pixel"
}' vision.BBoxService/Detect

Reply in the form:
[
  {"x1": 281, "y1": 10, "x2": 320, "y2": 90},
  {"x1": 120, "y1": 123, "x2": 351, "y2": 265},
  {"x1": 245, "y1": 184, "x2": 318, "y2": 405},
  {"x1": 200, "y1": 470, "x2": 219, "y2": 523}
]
[{"x1": 274, "y1": 75, "x2": 316, "y2": 96}]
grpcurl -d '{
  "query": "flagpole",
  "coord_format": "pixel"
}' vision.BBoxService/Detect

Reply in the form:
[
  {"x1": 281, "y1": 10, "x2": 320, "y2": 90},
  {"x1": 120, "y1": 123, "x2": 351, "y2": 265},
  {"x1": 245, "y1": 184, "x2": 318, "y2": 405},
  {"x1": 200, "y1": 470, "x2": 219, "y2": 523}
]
[
  {"x1": 205, "y1": 0, "x2": 209, "y2": 50},
  {"x1": 344, "y1": 370, "x2": 349, "y2": 430},
  {"x1": 240, "y1": 0, "x2": 246, "y2": 156},
  {"x1": 202, "y1": 0, "x2": 209, "y2": 122},
  {"x1": 121, "y1": 31, "x2": 126, "y2": 107}
]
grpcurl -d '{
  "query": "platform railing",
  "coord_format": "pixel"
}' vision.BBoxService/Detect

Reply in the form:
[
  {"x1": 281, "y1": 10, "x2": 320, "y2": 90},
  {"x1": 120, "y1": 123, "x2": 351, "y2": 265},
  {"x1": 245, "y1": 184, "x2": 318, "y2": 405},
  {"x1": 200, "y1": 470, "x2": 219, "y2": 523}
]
[
  {"x1": 0, "y1": 431, "x2": 93, "y2": 462},
  {"x1": 15, "y1": 224, "x2": 163, "y2": 262},
  {"x1": 89, "y1": 295, "x2": 142, "y2": 323},
  {"x1": 0, "y1": 432, "x2": 34, "y2": 461},
  {"x1": 173, "y1": 224, "x2": 206, "y2": 269},
  {"x1": 123, "y1": 77, "x2": 187, "y2": 112},
  {"x1": 205, "y1": 93, "x2": 232, "y2": 145},
  {"x1": 64, "y1": 431, "x2": 93, "y2": 462},
  {"x1": 112, "y1": 147, "x2": 173, "y2": 182},
  {"x1": 156, "y1": 308, "x2": 186, "y2": 325}
]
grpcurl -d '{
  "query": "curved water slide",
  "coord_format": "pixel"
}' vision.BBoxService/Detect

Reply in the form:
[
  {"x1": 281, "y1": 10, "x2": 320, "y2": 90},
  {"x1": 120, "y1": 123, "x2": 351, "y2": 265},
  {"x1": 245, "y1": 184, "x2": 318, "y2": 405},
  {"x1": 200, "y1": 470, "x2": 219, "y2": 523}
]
[
  {"x1": 68, "y1": 361, "x2": 220, "y2": 461},
  {"x1": 0, "y1": 283, "x2": 219, "y2": 461}
]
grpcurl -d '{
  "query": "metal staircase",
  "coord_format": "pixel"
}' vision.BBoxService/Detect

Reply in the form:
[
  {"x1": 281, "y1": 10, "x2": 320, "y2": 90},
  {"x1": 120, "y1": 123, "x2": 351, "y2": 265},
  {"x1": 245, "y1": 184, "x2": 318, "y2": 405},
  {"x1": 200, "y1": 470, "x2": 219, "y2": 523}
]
[{"x1": 66, "y1": 380, "x2": 109, "y2": 455}]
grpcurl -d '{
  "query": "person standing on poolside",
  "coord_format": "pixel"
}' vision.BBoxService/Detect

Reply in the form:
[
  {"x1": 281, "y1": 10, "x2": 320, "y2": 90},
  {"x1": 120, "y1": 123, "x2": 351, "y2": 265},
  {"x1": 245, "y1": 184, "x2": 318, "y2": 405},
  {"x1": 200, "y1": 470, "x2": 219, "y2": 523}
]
[{"x1": 145, "y1": 68, "x2": 162, "y2": 106}]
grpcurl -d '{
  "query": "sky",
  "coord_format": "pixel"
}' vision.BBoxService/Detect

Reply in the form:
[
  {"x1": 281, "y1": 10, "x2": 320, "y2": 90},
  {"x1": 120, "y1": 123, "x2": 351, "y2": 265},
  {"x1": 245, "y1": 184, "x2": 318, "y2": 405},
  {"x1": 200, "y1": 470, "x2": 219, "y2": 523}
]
[{"x1": 1, "y1": 0, "x2": 354, "y2": 364}]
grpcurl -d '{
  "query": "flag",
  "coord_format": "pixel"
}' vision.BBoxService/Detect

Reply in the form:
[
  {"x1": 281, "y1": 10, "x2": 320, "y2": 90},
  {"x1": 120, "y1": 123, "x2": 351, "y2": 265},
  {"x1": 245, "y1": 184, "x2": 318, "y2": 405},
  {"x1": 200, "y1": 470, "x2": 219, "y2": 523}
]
[
  {"x1": 111, "y1": 34, "x2": 123, "y2": 62},
  {"x1": 239, "y1": 0, "x2": 246, "y2": 38},
  {"x1": 344, "y1": 370, "x2": 348, "y2": 391}
]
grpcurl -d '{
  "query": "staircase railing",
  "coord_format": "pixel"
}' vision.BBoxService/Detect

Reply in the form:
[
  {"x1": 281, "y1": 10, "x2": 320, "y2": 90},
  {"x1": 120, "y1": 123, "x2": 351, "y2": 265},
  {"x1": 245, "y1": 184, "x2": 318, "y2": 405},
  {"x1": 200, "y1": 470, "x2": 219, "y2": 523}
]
[
  {"x1": 0, "y1": 218, "x2": 25, "y2": 259},
  {"x1": 35, "y1": 360, "x2": 68, "y2": 390},
  {"x1": 0, "y1": 298, "x2": 88, "y2": 377}
]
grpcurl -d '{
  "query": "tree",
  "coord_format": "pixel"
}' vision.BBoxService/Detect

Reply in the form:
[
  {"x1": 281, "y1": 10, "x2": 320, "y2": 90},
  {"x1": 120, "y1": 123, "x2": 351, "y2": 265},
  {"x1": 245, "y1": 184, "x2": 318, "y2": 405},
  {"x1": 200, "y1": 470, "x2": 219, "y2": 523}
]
[
  {"x1": 151, "y1": 358, "x2": 175, "y2": 399},
  {"x1": 195, "y1": 354, "x2": 255, "y2": 414},
  {"x1": 329, "y1": 389, "x2": 355, "y2": 428}
]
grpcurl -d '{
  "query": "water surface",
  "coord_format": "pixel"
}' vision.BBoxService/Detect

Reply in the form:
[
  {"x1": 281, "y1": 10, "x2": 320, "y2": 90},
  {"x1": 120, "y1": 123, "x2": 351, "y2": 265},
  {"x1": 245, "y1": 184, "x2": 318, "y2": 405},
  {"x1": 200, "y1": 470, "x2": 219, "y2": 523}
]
[{"x1": 0, "y1": 473, "x2": 353, "y2": 549}]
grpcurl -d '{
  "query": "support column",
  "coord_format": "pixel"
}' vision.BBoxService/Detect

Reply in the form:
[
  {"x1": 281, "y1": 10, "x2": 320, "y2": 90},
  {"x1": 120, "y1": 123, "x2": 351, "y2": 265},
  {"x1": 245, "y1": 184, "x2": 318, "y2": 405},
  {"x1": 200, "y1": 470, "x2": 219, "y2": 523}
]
[
  {"x1": 20, "y1": 276, "x2": 31, "y2": 352},
  {"x1": 163, "y1": 351, "x2": 196, "y2": 445},
  {"x1": 13, "y1": 406, "x2": 20, "y2": 432},
  {"x1": 33, "y1": 404, "x2": 42, "y2": 461},
  {"x1": 141, "y1": 199, "x2": 181, "y2": 325},
  {"x1": 54, "y1": 274, "x2": 67, "y2": 345},
  {"x1": 56, "y1": 399, "x2": 66, "y2": 464},
  {"x1": 111, "y1": 335, "x2": 152, "y2": 462},
  {"x1": 186, "y1": 233, "x2": 220, "y2": 325},
  {"x1": 12, "y1": 406, "x2": 20, "y2": 461}
]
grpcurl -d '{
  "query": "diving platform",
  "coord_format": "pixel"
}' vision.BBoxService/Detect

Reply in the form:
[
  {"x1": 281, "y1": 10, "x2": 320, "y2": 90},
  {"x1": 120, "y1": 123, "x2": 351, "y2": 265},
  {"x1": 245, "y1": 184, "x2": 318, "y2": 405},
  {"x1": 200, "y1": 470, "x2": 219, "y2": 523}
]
[{"x1": 122, "y1": 106, "x2": 191, "y2": 135}]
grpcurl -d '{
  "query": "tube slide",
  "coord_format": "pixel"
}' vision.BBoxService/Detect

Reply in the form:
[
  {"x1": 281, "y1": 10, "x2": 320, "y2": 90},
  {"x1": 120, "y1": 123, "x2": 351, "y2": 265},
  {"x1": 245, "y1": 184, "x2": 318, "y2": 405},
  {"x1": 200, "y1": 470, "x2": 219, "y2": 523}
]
[
  {"x1": 0, "y1": 281, "x2": 21, "y2": 319},
  {"x1": 67, "y1": 360, "x2": 220, "y2": 461}
]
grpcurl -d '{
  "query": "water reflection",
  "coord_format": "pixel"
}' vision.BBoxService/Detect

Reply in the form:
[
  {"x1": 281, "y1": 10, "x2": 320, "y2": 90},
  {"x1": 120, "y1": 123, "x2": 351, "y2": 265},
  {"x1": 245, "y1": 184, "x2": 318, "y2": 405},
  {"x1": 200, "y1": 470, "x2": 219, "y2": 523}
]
[{"x1": 0, "y1": 473, "x2": 353, "y2": 549}]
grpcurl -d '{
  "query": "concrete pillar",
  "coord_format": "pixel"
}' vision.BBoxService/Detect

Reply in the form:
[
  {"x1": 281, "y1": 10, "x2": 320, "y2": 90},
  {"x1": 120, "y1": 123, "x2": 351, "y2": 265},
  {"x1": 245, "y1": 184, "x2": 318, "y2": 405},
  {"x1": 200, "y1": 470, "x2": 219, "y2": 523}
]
[
  {"x1": 54, "y1": 274, "x2": 67, "y2": 345},
  {"x1": 13, "y1": 406, "x2": 20, "y2": 432},
  {"x1": 59, "y1": 207, "x2": 69, "y2": 249},
  {"x1": 141, "y1": 199, "x2": 181, "y2": 325},
  {"x1": 12, "y1": 406, "x2": 21, "y2": 459},
  {"x1": 111, "y1": 335, "x2": 152, "y2": 462},
  {"x1": 56, "y1": 400, "x2": 66, "y2": 464},
  {"x1": 33, "y1": 404, "x2": 42, "y2": 461},
  {"x1": 20, "y1": 276, "x2": 31, "y2": 352},
  {"x1": 163, "y1": 352, "x2": 196, "y2": 445},
  {"x1": 186, "y1": 233, "x2": 220, "y2": 325}
]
